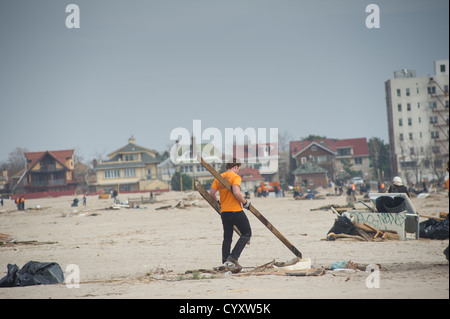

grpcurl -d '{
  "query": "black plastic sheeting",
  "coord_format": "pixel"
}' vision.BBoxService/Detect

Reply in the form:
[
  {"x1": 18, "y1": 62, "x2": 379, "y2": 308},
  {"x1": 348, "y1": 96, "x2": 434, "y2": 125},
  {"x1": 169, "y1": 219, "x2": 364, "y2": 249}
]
[
  {"x1": 375, "y1": 196, "x2": 407, "y2": 213},
  {"x1": 326, "y1": 215, "x2": 357, "y2": 240},
  {"x1": 419, "y1": 215, "x2": 449, "y2": 240},
  {"x1": 0, "y1": 261, "x2": 64, "y2": 288}
]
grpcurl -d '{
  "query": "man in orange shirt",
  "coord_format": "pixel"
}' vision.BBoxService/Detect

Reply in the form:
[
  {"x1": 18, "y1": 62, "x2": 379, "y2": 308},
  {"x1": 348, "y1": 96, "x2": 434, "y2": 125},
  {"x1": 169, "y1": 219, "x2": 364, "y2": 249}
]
[{"x1": 210, "y1": 158, "x2": 251, "y2": 273}]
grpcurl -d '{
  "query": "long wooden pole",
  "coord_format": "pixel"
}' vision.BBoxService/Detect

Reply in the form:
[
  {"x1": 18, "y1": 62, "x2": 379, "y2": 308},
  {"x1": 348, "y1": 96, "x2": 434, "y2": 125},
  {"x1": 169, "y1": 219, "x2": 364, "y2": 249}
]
[
  {"x1": 195, "y1": 181, "x2": 243, "y2": 237},
  {"x1": 198, "y1": 156, "x2": 302, "y2": 259}
]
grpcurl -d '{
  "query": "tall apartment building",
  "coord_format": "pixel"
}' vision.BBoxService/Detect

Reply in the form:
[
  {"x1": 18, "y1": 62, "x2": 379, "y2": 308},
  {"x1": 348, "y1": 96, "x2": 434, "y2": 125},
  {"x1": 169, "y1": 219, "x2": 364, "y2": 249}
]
[{"x1": 385, "y1": 59, "x2": 449, "y2": 185}]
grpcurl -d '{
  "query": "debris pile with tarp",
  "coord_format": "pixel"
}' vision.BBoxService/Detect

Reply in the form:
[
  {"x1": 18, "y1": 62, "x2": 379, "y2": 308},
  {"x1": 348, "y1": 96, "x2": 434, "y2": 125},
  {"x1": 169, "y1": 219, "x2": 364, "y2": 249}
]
[
  {"x1": 324, "y1": 206, "x2": 400, "y2": 242},
  {"x1": 325, "y1": 193, "x2": 425, "y2": 241}
]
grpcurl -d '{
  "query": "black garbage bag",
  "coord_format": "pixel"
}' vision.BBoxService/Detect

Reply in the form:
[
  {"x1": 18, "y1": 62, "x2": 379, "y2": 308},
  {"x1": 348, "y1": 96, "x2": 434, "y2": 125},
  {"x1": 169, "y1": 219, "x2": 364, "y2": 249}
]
[
  {"x1": 327, "y1": 215, "x2": 357, "y2": 240},
  {"x1": 419, "y1": 215, "x2": 449, "y2": 240},
  {"x1": 0, "y1": 261, "x2": 64, "y2": 288}
]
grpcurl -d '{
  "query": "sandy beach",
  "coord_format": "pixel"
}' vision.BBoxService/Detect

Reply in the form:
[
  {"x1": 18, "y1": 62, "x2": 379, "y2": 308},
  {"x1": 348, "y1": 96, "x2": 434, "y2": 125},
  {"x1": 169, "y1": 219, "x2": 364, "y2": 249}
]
[{"x1": 0, "y1": 189, "x2": 448, "y2": 300}]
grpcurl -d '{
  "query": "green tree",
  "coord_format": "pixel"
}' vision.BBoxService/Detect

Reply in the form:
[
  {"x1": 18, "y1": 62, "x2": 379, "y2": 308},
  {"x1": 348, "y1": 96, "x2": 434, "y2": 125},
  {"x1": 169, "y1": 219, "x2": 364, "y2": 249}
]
[
  {"x1": 342, "y1": 158, "x2": 362, "y2": 178},
  {"x1": 368, "y1": 137, "x2": 391, "y2": 180},
  {"x1": 171, "y1": 171, "x2": 193, "y2": 191}
]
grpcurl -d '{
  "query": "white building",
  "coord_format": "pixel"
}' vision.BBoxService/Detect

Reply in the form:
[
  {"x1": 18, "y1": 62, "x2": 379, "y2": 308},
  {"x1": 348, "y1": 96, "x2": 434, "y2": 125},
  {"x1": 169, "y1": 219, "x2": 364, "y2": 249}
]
[{"x1": 385, "y1": 60, "x2": 449, "y2": 185}]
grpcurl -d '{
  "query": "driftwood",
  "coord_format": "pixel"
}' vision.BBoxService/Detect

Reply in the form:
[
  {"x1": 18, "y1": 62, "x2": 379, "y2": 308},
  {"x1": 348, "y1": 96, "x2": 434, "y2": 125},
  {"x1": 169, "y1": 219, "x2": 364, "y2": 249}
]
[
  {"x1": 312, "y1": 204, "x2": 349, "y2": 212},
  {"x1": 155, "y1": 205, "x2": 172, "y2": 211},
  {"x1": 327, "y1": 232, "x2": 366, "y2": 241},
  {"x1": 0, "y1": 240, "x2": 58, "y2": 246}
]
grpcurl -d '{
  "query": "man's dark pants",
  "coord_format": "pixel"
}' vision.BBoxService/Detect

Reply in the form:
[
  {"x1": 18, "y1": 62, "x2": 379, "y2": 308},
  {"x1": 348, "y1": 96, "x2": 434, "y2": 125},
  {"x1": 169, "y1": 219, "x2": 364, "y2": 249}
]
[{"x1": 221, "y1": 210, "x2": 252, "y2": 263}]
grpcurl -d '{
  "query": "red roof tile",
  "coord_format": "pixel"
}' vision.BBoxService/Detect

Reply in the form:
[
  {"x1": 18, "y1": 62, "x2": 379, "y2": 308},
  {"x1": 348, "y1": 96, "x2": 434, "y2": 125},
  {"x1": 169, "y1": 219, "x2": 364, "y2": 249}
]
[
  {"x1": 238, "y1": 167, "x2": 264, "y2": 181},
  {"x1": 25, "y1": 150, "x2": 74, "y2": 170},
  {"x1": 290, "y1": 138, "x2": 368, "y2": 157}
]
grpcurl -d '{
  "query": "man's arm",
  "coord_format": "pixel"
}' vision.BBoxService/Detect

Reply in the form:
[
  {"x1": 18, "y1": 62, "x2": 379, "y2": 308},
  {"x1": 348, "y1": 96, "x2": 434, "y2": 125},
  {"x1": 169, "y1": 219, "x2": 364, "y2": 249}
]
[
  {"x1": 232, "y1": 184, "x2": 247, "y2": 205},
  {"x1": 209, "y1": 187, "x2": 218, "y2": 201}
]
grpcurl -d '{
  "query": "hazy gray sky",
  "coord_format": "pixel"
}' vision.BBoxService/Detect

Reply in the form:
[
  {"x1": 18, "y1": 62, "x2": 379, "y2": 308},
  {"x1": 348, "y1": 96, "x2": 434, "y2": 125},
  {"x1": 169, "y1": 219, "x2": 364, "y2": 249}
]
[{"x1": 1, "y1": 0, "x2": 448, "y2": 163}]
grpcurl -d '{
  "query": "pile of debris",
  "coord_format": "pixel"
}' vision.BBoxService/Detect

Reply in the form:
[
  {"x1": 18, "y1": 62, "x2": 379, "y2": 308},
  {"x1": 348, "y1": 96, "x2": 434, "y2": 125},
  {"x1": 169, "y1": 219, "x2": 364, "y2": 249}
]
[{"x1": 324, "y1": 208, "x2": 399, "y2": 242}]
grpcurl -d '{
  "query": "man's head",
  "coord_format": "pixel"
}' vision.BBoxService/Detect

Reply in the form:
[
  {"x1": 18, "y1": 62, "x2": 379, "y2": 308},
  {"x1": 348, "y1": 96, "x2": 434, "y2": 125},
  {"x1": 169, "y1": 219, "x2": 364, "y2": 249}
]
[{"x1": 226, "y1": 158, "x2": 242, "y2": 170}]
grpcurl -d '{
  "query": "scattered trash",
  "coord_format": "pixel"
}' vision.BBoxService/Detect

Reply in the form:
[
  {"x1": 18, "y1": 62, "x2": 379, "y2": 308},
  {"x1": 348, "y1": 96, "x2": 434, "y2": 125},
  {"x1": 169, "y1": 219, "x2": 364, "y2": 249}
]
[
  {"x1": 329, "y1": 260, "x2": 381, "y2": 271},
  {"x1": 0, "y1": 261, "x2": 64, "y2": 288},
  {"x1": 273, "y1": 257, "x2": 311, "y2": 271}
]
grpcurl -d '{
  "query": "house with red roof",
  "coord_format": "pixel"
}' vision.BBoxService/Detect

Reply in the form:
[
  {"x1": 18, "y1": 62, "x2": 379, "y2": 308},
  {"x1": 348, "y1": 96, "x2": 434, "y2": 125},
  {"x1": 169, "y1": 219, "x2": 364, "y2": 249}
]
[
  {"x1": 23, "y1": 149, "x2": 77, "y2": 194},
  {"x1": 237, "y1": 167, "x2": 264, "y2": 192},
  {"x1": 290, "y1": 138, "x2": 370, "y2": 186},
  {"x1": 232, "y1": 142, "x2": 279, "y2": 182}
]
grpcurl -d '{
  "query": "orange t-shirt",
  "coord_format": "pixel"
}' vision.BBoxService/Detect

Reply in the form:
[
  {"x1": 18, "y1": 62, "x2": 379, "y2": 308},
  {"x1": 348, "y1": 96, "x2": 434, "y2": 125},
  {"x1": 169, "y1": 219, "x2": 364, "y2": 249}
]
[{"x1": 212, "y1": 171, "x2": 242, "y2": 212}]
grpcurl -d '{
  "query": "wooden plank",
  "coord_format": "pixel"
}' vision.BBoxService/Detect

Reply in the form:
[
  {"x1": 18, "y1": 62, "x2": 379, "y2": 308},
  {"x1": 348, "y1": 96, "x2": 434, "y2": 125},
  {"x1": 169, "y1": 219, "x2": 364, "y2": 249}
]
[
  {"x1": 363, "y1": 222, "x2": 384, "y2": 239},
  {"x1": 195, "y1": 182, "x2": 242, "y2": 237},
  {"x1": 419, "y1": 214, "x2": 446, "y2": 221},
  {"x1": 354, "y1": 228, "x2": 373, "y2": 241},
  {"x1": 198, "y1": 155, "x2": 302, "y2": 259}
]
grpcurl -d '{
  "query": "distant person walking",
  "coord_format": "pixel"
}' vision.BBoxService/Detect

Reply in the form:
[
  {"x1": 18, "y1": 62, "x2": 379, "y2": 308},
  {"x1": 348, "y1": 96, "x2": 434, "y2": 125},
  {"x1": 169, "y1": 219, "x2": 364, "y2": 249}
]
[{"x1": 19, "y1": 196, "x2": 25, "y2": 210}]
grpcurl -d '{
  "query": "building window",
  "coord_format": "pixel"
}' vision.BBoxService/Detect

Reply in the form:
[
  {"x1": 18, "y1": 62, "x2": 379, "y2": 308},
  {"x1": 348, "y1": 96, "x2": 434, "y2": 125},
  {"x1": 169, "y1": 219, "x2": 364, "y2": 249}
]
[
  {"x1": 315, "y1": 156, "x2": 329, "y2": 163},
  {"x1": 409, "y1": 133, "x2": 413, "y2": 140},
  {"x1": 124, "y1": 154, "x2": 138, "y2": 161},
  {"x1": 432, "y1": 146, "x2": 440, "y2": 153},
  {"x1": 407, "y1": 103, "x2": 411, "y2": 111},
  {"x1": 418, "y1": 117, "x2": 421, "y2": 123},
  {"x1": 337, "y1": 148, "x2": 351, "y2": 156},
  {"x1": 400, "y1": 161, "x2": 416, "y2": 169},
  {"x1": 398, "y1": 104, "x2": 402, "y2": 111},
  {"x1": 104, "y1": 169, "x2": 120, "y2": 179},
  {"x1": 396, "y1": 89, "x2": 401, "y2": 97},
  {"x1": 430, "y1": 116, "x2": 438, "y2": 124},
  {"x1": 427, "y1": 86, "x2": 436, "y2": 95},
  {"x1": 354, "y1": 157, "x2": 363, "y2": 165},
  {"x1": 399, "y1": 133, "x2": 404, "y2": 141},
  {"x1": 311, "y1": 146, "x2": 317, "y2": 151},
  {"x1": 406, "y1": 88, "x2": 410, "y2": 96},
  {"x1": 408, "y1": 118, "x2": 412, "y2": 126},
  {"x1": 431, "y1": 131, "x2": 440, "y2": 139},
  {"x1": 440, "y1": 64, "x2": 446, "y2": 73},
  {"x1": 410, "y1": 148, "x2": 415, "y2": 155},
  {"x1": 399, "y1": 119, "x2": 403, "y2": 126},
  {"x1": 123, "y1": 168, "x2": 136, "y2": 178}
]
